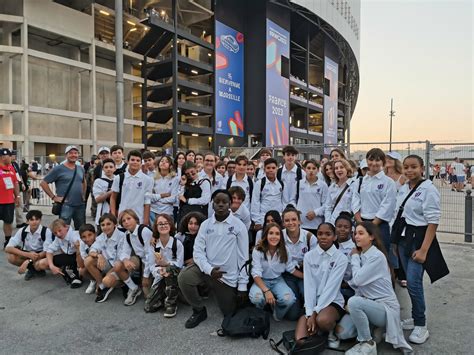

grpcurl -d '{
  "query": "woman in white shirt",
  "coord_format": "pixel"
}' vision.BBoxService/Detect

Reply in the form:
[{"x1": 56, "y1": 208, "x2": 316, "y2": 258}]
[
  {"x1": 178, "y1": 161, "x2": 211, "y2": 223},
  {"x1": 295, "y1": 222, "x2": 348, "y2": 347},
  {"x1": 148, "y1": 156, "x2": 179, "y2": 225},
  {"x1": 249, "y1": 223, "x2": 302, "y2": 321},
  {"x1": 393, "y1": 155, "x2": 448, "y2": 345},
  {"x1": 297, "y1": 159, "x2": 328, "y2": 235},
  {"x1": 324, "y1": 159, "x2": 354, "y2": 226},
  {"x1": 339, "y1": 222, "x2": 412, "y2": 355}
]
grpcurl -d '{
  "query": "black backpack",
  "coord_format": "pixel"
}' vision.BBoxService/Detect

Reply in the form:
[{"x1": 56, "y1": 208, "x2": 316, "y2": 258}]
[
  {"x1": 21, "y1": 226, "x2": 52, "y2": 250},
  {"x1": 226, "y1": 174, "x2": 254, "y2": 202},
  {"x1": 154, "y1": 236, "x2": 178, "y2": 261},
  {"x1": 277, "y1": 166, "x2": 304, "y2": 204},
  {"x1": 217, "y1": 306, "x2": 270, "y2": 339},
  {"x1": 126, "y1": 224, "x2": 152, "y2": 256},
  {"x1": 259, "y1": 176, "x2": 284, "y2": 202},
  {"x1": 116, "y1": 173, "x2": 125, "y2": 210},
  {"x1": 270, "y1": 330, "x2": 327, "y2": 355}
]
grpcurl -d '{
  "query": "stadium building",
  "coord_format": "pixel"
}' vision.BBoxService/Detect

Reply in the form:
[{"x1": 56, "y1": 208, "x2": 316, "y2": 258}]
[{"x1": 0, "y1": 0, "x2": 360, "y2": 159}]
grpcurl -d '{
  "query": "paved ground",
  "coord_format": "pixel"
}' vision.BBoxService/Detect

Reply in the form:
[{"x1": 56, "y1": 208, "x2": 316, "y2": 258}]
[{"x1": 1, "y1": 213, "x2": 473, "y2": 354}]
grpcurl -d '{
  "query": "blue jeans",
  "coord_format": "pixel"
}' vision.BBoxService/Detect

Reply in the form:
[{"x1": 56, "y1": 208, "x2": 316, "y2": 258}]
[
  {"x1": 60, "y1": 204, "x2": 86, "y2": 230},
  {"x1": 249, "y1": 276, "x2": 296, "y2": 320},
  {"x1": 378, "y1": 221, "x2": 398, "y2": 268},
  {"x1": 398, "y1": 242, "x2": 426, "y2": 326},
  {"x1": 337, "y1": 296, "x2": 387, "y2": 341},
  {"x1": 282, "y1": 272, "x2": 304, "y2": 320}
]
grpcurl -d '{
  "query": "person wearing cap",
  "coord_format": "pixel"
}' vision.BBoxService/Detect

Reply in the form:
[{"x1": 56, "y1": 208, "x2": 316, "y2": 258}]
[
  {"x1": 278, "y1": 145, "x2": 306, "y2": 208},
  {"x1": 92, "y1": 146, "x2": 111, "y2": 181},
  {"x1": 1, "y1": 148, "x2": 21, "y2": 248},
  {"x1": 40, "y1": 145, "x2": 86, "y2": 230}
]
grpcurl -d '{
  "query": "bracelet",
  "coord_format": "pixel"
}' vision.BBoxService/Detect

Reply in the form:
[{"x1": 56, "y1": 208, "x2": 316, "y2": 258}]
[{"x1": 263, "y1": 289, "x2": 270, "y2": 294}]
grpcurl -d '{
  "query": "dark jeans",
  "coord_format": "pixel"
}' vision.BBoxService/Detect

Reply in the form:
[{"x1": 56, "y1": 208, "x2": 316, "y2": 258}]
[
  {"x1": 145, "y1": 266, "x2": 180, "y2": 312},
  {"x1": 282, "y1": 272, "x2": 304, "y2": 320},
  {"x1": 398, "y1": 241, "x2": 426, "y2": 326},
  {"x1": 60, "y1": 204, "x2": 86, "y2": 230},
  {"x1": 178, "y1": 264, "x2": 237, "y2": 316}
]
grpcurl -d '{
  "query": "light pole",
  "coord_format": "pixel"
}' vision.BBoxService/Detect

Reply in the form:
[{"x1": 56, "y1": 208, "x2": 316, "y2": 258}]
[{"x1": 389, "y1": 98, "x2": 395, "y2": 151}]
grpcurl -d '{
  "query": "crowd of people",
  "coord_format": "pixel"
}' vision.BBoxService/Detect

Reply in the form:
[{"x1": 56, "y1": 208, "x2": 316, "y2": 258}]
[{"x1": 0, "y1": 143, "x2": 451, "y2": 354}]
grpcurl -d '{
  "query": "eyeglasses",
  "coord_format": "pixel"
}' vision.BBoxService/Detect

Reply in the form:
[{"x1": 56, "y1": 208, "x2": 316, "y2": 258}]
[
  {"x1": 157, "y1": 222, "x2": 169, "y2": 227},
  {"x1": 204, "y1": 159, "x2": 215, "y2": 162}
]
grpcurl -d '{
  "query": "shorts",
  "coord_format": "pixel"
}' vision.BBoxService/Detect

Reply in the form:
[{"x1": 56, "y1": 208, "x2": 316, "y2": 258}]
[
  {"x1": 100, "y1": 260, "x2": 113, "y2": 275},
  {"x1": 0, "y1": 203, "x2": 14, "y2": 224},
  {"x1": 329, "y1": 302, "x2": 346, "y2": 319},
  {"x1": 457, "y1": 176, "x2": 465, "y2": 183},
  {"x1": 53, "y1": 253, "x2": 77, "y2": 267}
]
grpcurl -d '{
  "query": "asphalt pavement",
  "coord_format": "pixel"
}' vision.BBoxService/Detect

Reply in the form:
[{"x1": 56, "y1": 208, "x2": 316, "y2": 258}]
[{"x1": 1, "y1": 215, "x2": 473, "y2": 354}]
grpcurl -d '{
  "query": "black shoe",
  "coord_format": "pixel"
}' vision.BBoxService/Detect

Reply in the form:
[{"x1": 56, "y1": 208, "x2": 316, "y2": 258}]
[
  {"x1": 37, "y1": 270, "x2": 46, "y2": 277},
  {"x1": 16, "y1": 223, "x2": 27, "y2": 228},
  {"x1": 95, "y1": 287, "x2": 114, "y2": 303},
  {"x1": 70, "y1": 278, "x2": 83, "y2": 289},
  {"x1": 24, "y1": 268, "x2": 36, "y2": 281},
  {"x1": 185, "y1": 307, "x2": 207, "y2": 329},
  {"x1": 3, "y1": 236, "x2": 10, "y2": 249}
]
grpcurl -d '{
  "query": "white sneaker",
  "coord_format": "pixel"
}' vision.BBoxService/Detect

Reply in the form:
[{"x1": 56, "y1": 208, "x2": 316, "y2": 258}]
[
  {"x1": 124, "y1": 287, "x2": 142, "y2": 306},
  {"x1": 85, "y1": 280, "x2": 97, "y2": 294},
  {"x1": 409, "y1": 326, "x2": 429, "y2": 344},
  {"x1": 345, "y1": 341, "x2": 377, "y2": 355},
  {"x1": 328, "y1": 330, "x2": 340, "y2": 349},
  {"x1": 401, "y1": 318, "x2": 415, "y2": 330}
]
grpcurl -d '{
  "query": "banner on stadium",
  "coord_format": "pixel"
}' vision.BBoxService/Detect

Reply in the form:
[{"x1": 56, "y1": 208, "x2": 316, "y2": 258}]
[
  {"x1": 215, "y1": 21, "x2": 244, "y2": 137},
  {"x1": 265, "y1": 19, "x2": 289, "y2": 147},
  {"x1": 323, "y1": 56, "x2": 338, "y2": 153}
]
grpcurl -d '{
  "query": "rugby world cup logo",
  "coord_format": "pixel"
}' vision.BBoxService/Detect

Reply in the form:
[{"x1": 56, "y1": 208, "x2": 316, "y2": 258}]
[{"x1": 221, "y1": 34, "x2": 239, "y2": 53}]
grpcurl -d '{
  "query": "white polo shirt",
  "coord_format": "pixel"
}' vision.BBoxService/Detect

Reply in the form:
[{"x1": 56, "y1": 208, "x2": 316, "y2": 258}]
[{"x1": 112, "y1": 169, "x2": 153, "y2": 223}]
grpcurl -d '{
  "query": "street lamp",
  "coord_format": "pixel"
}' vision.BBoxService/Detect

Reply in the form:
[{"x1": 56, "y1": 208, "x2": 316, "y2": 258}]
[{"x1": 389, "y1": 98, "x2": 395, "y2": 151}]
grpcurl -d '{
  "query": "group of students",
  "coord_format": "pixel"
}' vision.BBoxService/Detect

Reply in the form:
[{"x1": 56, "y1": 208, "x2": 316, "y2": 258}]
[{"x1": 4, "y1": 144, "x2": 449, "y2": 355}]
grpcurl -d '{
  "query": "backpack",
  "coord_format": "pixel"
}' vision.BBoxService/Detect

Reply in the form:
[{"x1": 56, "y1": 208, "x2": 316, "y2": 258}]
[
  {"x1": 126, "y1": 224, "x2": 152, "y2": 256},
  {"x1": 154, "y1": 236, "x2": 178, "y2": 261},
  {"x1": 116, "y1": 173, "x2": 125, "y2": 210},
  {"x1": 357, "y1": 176, "x2": 363, "y2": 194},
  {"x1": 98, "y1": 177, "x2": 114, "y2": 205},
  {"x1": 277, "y1": 166, "x2": 303, "y2": 204},
  {"x1": 226, "y1": 174, "x2": 254, "y2": 202},
  {"x1": 217, "y1": 306, "x2": 270, "y2": 339},
  {"x1": 21, "y1": 226, "x2": 52, "y2": 250},
  {"x1": 270, "y1": 330, "x2": 327, "y2": 355}
]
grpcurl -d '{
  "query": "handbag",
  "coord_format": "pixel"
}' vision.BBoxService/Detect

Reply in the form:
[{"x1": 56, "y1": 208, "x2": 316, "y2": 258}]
[
  {"x1": 270, "y1": 330, "x2": 327, "y2": 354},
  {"x1": 391, "y1": 179, "x2": 424, "y2": 244},
  {"x1": 52, "y1": 165, "x2": 77, "y2": 216}
]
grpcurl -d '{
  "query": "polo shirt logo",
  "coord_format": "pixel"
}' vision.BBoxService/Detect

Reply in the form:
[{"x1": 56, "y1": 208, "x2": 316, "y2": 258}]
[
  {"x1": 414, "y1": 192, "x2": 422, "y2": 198},
  {"x1": 377, "y1": 184, "x2": 384, "y2": 190},
  {"x1": 302, "y1": 247, "x2": 308, "y2": 253},
  {"x1": 206, "y1": 229, "x2": 214, "y2": 234}
]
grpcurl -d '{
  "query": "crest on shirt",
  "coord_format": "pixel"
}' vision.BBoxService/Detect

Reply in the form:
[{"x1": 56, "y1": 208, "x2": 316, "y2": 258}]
[
  {"x1": 137, "y1": 181, "x2": 143, "y2": 188},
  {"x1": 302, "y1": 247, "x2": 308, "y2": 254},
  {"x1": 330, "y1": 261, "x2": 335, "y2": 268},
  {"x1": 316, "y1": 188, "x2": 320, "y2": 193},
  {"x1": 377, "y1": 184, "x2": 384, "y2": 190},
  {"x1": 414, "y1": 192, "x2": 422, "y2": 198},
  {"x1": 207, "y1": 229, "x2": 214, "y2": 234}
]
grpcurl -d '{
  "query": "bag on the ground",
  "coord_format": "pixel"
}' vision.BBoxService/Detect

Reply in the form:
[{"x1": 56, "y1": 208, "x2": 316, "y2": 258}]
[
  {"x1": 270, "y1": 330, "x2": 327, "y2": 354},
  {"x1": 217, "y1": 306, "x2": 270, "y2": 339}
]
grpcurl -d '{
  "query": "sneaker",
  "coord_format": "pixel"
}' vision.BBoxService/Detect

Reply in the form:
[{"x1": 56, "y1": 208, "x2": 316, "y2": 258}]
[
  {"x1": 328, "y1": 330, "x2": 340, "y2": 349},
  {"x1": 85, "y1": 280, "x2": 97, "y2": 294},
  {"x1": 185, "y1": 307, "x2": 207, "y2": 329},
  {"x1": 95, "y1": 287, "x2": 114, "y2": 303},
  {"x1": 408, "y1": 326, "x2": 429, "y2": 344},
  {"x1": 124, "y1": 287, "x2": 142, "y2": 306},
  {"x1": 24, "y1": 268, "x2": 36, "y2": 281},
  {"x1": 345, "y1": 341, "x2": 377, "y2": 355},
  {"x1": 164, "y1": 305, "x2": 177, "y2": 318},
  {"x1": 401, "y1": 318, "x2": 415, "y2": 330},
  {"x1": 70, "y1": 278, "x2": 83, "y2": 289},
  {"x1": 3, "y1": 236, "x2": 10, "y2": 249}
]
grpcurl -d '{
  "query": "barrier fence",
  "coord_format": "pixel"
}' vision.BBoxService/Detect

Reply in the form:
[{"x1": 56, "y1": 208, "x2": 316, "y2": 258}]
[{"x1": 22, "y1": 141, "x2": 473, "y2": 241}]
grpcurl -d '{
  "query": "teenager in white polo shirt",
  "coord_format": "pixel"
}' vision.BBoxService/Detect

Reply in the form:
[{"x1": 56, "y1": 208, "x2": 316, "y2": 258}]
[
  {"x1": 278, "y1": 145, "x2": 305, "y2": 208},
  {"x1": 178, "y1": 189, "x2": 249, "y2": 329},
  {"x1": 221, "y1": 155, "x2": 253, "y2": 211},
  {"x1": 110, "y1": 150, "x2": 153, "y2": 225}
]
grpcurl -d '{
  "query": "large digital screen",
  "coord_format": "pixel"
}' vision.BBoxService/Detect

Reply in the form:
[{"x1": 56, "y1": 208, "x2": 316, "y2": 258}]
[
  {"x1": 266, "y1": 19, "x2": 289, "y2": 147},
  {"x1": 215, "y1": 21, "x2": 244, "y2": 137},
  {"x1": 324, "y1": 56, "x2": 338, "y2": 152}
]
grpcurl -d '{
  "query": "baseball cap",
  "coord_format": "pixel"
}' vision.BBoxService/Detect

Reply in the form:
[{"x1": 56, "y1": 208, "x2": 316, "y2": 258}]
[
  {"x1": 65, "y1": 145, "x2": 79, "y2": 154},
  {"x1": 359, "y1": 159, "x2": 368, "y2": 169},
  {"x1": 387, "y1": 151, "x2": 402, "y2": 161},
  {"x1": 98, "y1": 146, "x2": 110, "y2": 154},
  {"x1": 0, "y1": 148, "x2": 12, "y2": 156}
]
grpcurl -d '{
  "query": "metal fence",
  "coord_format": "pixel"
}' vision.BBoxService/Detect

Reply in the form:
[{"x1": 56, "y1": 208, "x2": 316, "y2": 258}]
[{"x1": 219, "y1": 141, "x2": 474, "y2": 240}]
